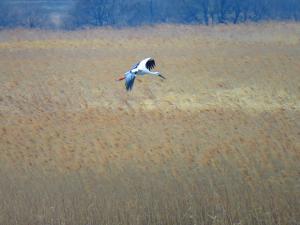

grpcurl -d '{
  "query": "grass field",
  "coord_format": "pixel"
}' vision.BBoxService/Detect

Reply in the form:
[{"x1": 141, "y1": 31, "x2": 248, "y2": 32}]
[{"x1": 0, "y1": 23, "x2": 299, "y2": 225}]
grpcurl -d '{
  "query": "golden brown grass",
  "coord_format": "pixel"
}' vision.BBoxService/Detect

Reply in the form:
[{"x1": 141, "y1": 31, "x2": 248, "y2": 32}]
[{"x1": 0, "y1": 23, "x2": 299, "y2": 225}]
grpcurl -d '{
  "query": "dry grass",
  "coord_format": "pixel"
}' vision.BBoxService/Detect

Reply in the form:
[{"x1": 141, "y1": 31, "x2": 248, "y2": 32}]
[{"x1": 0, "y1": 22, "x2": 299, "y2": 225}]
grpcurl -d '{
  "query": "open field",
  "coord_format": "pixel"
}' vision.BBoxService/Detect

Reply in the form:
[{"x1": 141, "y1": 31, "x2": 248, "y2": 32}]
[{"x1": 0, "y1": 23, "x2": 300, "y2": 225}]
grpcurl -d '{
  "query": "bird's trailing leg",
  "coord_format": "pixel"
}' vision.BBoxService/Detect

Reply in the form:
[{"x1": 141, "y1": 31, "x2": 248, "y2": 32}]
[{"x1": 158, "y1": 74, "x2": 166, "y2": 79}]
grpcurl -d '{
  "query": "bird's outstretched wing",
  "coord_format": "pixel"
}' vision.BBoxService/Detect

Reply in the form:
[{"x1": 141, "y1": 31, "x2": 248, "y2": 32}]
[
  {"x1": 131, "y1": 62, "x2": 140, "y2": 70},
  {"x1": 125, "y1": 71, "x2": 136, "y2": 91},
  {"x1": 137, "y1": 57, "x2": 156, "y2": 71}
]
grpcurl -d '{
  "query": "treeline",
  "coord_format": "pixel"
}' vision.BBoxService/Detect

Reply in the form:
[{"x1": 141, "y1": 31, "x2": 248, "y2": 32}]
[
  {"x1": 0, "y1": 0, "x2": 73, "y2": 29},
  {"x1": 0, "y1": 0, "x2": 300, "y2": 29},
  {"x1": 72, "y1": 0, "x2": 300, "y2": 27}
]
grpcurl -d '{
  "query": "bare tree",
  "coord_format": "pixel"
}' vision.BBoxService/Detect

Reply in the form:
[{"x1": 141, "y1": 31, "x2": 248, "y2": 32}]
[
  {"x1": 230, "y1": 0, "x2": 241, "y2": 23},
  {"x1": 0, "y1": 1, "x2": 10, "y2": 28},
  {"x1": 72, "y1": 0, "x2": 118, "y2": 27},
  {"x1": 201, "y1": 0, "x2": 209, "y2": 25}
]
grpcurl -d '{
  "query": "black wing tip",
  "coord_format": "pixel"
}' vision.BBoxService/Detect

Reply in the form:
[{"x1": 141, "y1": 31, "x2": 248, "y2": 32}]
[
  {"x1": 126, "y1": 85, "x2": 132, "y2": 91},
  {"x1": 146, "y1": 58, "x2": 156, "y2": 71},
  {"x1": 125, "y1": 83, "x2": 131, "y2": 91},
  {"x1": 125, "y1": 76, "x2": 135, "y2": 91}
]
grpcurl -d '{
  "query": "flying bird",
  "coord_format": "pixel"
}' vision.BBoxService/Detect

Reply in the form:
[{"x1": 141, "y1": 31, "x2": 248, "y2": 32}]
[{"x1": 117, "y1": 57, "x2": 166, "y2": 91}]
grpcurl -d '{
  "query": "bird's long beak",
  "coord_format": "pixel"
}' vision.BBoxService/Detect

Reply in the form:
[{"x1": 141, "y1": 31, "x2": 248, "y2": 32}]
[
  {"x1": 116, "y1": 76, "x2": 125, "y2": 81},
  {"x1": 158, "y1": 74, "x2": 166, "y2": 79}
]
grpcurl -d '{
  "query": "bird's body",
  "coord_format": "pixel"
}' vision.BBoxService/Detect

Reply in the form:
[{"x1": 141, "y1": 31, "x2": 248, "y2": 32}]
[{"x1": 117, "y1": 57, "x2": 165, "y2": 91}]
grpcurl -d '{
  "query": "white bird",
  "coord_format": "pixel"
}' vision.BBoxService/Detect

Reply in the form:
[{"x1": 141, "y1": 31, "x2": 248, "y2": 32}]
[{"x1": 117, "y1": 57, "x2": 166, "y2": 91}]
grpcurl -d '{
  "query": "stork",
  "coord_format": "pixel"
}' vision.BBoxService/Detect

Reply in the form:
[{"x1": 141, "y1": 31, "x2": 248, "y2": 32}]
[{"x1": 117, "y1": 57, "x2": 166, "y2": 91}]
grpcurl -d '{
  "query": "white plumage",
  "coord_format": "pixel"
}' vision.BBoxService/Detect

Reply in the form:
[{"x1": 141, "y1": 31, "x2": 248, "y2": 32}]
[{"x1": 117, "y1": 57, "x2": 165, "y2": 91}]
